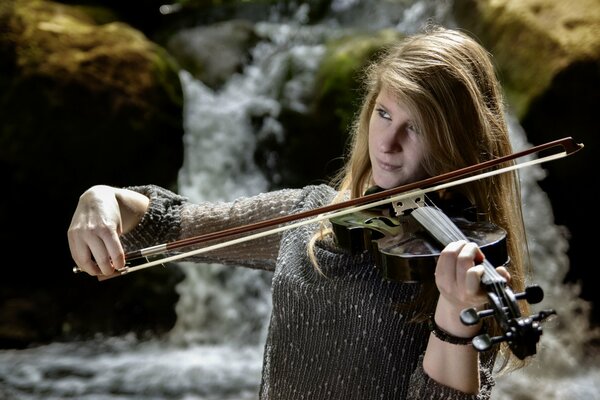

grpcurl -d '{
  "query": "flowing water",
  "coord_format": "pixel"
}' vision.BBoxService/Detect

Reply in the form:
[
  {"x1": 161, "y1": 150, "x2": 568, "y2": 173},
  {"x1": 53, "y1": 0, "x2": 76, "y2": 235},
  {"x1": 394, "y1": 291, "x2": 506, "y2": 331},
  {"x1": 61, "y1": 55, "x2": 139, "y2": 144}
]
[{"x1": 1, "y1": 1, "x2": 598, "y2": 399}]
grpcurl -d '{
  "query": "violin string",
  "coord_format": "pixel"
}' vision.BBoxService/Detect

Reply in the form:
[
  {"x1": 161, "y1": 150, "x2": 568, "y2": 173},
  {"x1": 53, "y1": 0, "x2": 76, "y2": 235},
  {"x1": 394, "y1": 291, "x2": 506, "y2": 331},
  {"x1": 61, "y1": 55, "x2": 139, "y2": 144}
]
[
  {"x1": 412, "y1": 199, "x2": 507, "y2": 306},
  {"x1": 412, "y1": 203, "x2": 515, "y2": 326}
]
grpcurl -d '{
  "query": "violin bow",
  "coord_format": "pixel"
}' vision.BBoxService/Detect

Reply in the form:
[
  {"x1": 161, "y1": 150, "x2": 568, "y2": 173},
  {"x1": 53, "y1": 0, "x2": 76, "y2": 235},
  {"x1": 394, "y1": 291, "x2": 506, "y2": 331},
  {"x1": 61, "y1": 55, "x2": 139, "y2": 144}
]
[{"x1": 75, "y1": 136, "x2": 583, "y2": 280}]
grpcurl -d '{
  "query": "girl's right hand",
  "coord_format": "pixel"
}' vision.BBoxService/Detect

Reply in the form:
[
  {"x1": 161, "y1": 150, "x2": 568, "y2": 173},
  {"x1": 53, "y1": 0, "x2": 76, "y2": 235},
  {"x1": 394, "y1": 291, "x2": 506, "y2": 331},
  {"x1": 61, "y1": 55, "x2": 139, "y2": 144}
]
[
  {"x1": 67, "y1": 185, "x2": 125, "y2": 275},
  {"x1": 67, "y1": 185, "x2": 149, "y2": 276}
]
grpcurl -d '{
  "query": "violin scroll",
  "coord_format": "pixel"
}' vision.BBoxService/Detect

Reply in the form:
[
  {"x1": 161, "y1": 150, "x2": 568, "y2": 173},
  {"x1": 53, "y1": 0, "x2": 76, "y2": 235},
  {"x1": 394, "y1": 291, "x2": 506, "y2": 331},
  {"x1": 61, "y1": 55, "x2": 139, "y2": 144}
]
[
  {"x1": 460, "y1": 284, "x2": 556, "y2": 360},
  {"x1": 467, "y1": 309, "x2": 556, "y2": 360}
]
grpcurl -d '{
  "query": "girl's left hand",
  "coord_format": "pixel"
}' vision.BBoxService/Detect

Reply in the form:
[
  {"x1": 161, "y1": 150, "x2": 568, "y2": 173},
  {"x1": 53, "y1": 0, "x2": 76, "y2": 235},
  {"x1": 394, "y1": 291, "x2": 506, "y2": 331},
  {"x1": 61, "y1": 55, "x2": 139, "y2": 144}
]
[{"x1": 433, "y1": 240, "x2": 510, "y2": 334}]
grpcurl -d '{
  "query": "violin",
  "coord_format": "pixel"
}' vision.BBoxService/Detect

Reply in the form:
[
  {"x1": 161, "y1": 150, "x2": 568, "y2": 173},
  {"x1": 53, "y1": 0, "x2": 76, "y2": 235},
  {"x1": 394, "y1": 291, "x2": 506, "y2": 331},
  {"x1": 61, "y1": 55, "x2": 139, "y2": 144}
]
[
  {"x1": 331, "y1": 188, "x2": 508, "y2": 282},
  {"x1": 331, "y1": 187, "x2": 554, "y2": 360}
]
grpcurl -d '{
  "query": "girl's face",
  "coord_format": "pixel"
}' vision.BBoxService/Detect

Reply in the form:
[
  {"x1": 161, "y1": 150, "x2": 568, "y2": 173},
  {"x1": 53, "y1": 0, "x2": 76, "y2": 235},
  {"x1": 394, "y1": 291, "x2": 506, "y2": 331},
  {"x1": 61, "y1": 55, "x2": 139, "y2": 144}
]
[{"x1": 368, "y1": 89, "x2": 429, "y2": 189}]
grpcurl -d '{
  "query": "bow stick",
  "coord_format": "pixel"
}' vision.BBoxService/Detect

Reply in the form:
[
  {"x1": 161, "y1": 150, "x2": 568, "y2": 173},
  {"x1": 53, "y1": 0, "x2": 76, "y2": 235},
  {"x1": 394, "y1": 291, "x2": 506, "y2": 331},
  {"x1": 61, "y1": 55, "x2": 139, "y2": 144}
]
[{"x1": 74, "y1": 137, "x2": 583, "y2": 280}]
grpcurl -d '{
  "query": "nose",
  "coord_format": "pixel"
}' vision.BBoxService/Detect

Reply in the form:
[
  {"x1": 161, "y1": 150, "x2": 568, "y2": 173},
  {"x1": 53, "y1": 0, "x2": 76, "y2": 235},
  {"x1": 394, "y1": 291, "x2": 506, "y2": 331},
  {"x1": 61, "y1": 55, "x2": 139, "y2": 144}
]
[{"x1": 379, "y1": 126, "x2": 405, "y2": 153}]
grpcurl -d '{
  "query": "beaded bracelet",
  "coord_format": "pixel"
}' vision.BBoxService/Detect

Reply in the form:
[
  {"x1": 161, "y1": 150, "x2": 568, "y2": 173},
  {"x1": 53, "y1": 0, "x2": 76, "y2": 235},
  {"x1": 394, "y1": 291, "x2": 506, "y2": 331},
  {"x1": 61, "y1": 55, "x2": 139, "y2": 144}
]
[{"x1": 428, "y1": 315, "x2": 483, "y2": 346}]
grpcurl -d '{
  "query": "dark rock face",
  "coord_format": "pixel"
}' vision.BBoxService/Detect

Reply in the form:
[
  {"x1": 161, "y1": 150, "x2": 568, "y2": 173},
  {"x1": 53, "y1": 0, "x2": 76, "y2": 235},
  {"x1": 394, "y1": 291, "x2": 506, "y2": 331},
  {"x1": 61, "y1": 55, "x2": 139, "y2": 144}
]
[
  {"x1": 453, "y1": 0, "x2": 600, "y2": 324},
  {"x1": 521, "y1": 61, "x2": 599, "y2": 322},
  {"x1": 0, "y1": 0, "x2": 185, "y2": 346}
]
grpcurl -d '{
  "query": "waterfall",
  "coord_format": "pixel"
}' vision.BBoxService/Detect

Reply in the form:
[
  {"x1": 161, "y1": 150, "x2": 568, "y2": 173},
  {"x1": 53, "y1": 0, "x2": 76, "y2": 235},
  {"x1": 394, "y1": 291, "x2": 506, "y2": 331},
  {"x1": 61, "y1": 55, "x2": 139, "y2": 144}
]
[
  {"x1": 167, "y1": 19, "x2": 329, "y2": 347},
  {"x1": 0, "y1": 1, "x2": 597, "y2": 399}
]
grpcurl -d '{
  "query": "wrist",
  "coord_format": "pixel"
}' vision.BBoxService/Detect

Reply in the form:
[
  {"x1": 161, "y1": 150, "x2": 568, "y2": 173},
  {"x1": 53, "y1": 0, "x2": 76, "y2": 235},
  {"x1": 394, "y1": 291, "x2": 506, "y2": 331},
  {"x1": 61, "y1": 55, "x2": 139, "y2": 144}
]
[
  {"x1": 434, "y1": 297, "x2": 484, "y2": 338},
  {"x1": 428, "y1": 314, "x2": 485, "y2": 345},
  {"x1": 115, "y1": 188, "x2": 150, "y2": 234}
]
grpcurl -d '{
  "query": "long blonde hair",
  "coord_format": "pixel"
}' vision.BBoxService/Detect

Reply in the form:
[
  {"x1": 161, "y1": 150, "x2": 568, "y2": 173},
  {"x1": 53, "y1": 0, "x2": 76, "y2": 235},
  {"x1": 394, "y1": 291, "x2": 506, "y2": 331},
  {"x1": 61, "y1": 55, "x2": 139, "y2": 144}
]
[{"x1": 314, "y1": 25, "x2": 530, "y2": 372}]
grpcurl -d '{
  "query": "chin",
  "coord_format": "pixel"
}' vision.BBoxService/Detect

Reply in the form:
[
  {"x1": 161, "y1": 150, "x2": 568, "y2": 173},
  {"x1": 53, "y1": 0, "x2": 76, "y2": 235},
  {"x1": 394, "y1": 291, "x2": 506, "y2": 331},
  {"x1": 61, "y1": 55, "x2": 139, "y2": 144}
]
[
  {"x1": 376, "y1": 177, "x2": 417, "y2": 190},
  {"x1": 373, "y1": 178, "x2": 401, "y2": 190}
]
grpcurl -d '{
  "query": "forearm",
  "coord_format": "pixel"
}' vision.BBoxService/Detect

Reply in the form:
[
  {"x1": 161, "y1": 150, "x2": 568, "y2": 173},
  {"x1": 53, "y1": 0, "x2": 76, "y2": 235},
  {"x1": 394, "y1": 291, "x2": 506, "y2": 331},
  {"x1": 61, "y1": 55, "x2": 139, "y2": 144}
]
[
  {"x1": 122, "y1": 185, "x2": 306, "y2": 270},
  {"x1": 422, "y1": 298, "x2": 483, "y2": 394}
]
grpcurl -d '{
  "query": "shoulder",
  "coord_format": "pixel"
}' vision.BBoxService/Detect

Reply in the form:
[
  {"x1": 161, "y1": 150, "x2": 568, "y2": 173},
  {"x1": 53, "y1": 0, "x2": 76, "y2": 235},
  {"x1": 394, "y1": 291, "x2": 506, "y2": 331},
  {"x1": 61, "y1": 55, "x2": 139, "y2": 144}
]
[
  {"x1": 294, "y1": 184, "x2": 337, "y2": 211},
  {"x1": 248, "y1": 184, "x2": 336, "y2": 211}
]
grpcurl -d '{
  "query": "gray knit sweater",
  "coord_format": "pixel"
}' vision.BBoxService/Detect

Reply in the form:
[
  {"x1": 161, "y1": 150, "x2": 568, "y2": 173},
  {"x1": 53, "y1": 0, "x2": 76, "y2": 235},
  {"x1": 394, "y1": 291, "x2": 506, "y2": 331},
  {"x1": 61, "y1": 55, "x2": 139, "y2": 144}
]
[{"x1": 122, "y1": 184, "x2": 494, "y2": 400}]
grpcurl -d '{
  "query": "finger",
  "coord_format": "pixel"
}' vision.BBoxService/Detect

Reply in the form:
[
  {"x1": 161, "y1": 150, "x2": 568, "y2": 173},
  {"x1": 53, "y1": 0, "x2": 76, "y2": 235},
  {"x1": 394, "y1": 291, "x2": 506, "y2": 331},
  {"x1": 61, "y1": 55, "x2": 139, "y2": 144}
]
[
  {"x1": 87, "y1": 235, "x2": 115, "y2": 275},
  {"x1": 455, "y1": 242, "x2": 479, "y2": 296},
  {"x1": 465, "y1": 264, "x2": 485, "y2": 298},
  {"x1": 71, "y1": 245, "x2": 103, "y2": 276},
  {"x1": 436, "y1": 240, "x2": 468, "y2": 291},
  {"x1": 82, "y1": 253, "x2": 103, "y2": 276},
  {"x1": 104, "y1": 230, "x2": 126, "y2": 270},
  {"x1": 456, "y1": 242, "x2": 481, "y2": 271},
  {"x1": 435, "y1": 240, "x2": 467, "y2": 299},
  {"x1": 68, "y1": 230, "x2": 101, "y2": 275},
  {"x1": 495, "y1": 265, "x2": 511, "y2": 283}
]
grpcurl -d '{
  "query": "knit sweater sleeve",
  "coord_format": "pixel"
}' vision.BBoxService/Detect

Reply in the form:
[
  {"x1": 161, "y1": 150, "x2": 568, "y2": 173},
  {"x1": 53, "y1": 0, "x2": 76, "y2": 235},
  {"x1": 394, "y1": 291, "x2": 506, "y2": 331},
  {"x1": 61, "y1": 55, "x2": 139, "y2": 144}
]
[
  {"x1": 406, "y1": 352, "x2": 496, "y2": 399},
  {"x1": 120, "y1": 184, "x2": 305, "y2": 271}
]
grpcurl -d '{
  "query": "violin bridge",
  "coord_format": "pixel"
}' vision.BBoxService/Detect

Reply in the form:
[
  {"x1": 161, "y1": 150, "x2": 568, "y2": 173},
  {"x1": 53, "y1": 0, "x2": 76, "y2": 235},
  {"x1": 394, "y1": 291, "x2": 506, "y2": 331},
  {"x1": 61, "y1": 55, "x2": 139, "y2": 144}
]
[{"x1": 391, "y1": 193, "x2": 425, "y2": 216}]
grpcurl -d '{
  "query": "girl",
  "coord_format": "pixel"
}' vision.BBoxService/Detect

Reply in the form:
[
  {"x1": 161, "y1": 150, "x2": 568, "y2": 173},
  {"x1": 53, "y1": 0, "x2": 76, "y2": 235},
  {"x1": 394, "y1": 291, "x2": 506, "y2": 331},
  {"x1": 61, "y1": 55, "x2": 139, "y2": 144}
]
[{"x1": 69, "y1": 26, "x2": 529, "y2": 399}]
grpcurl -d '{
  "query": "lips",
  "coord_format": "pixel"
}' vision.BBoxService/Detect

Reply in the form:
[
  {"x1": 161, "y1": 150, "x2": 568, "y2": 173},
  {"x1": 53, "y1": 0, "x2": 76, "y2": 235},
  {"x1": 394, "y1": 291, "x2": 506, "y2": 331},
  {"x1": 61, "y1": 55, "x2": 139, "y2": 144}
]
[{"x1": 375, "y1": 158, "x2": 401, "y2": 171}]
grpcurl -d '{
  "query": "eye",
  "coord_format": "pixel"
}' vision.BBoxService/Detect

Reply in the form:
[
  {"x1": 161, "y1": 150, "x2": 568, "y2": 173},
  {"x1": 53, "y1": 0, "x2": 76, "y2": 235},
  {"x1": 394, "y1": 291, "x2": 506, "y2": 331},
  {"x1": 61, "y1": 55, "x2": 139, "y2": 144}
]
[
  {"x1": 407, "y1": 123, "x2": 419, "y2": 135},
  {"x1": 376, "y1": 108, "x2": 391, "y2": 121}
]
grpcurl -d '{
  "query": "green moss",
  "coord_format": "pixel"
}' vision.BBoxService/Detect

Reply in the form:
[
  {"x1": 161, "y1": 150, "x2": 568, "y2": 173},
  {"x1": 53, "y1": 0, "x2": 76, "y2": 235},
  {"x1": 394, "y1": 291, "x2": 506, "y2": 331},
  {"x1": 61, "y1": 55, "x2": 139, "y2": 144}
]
[
  {"x1": 151, "y1": 46, "x2": 184, "y2": 108},
  {"x1": 71, "y1": 5, "x2": 120, "y2": 25},
  {"x1": 454, "y1": 0, "x2": 599, "y2": 118}
]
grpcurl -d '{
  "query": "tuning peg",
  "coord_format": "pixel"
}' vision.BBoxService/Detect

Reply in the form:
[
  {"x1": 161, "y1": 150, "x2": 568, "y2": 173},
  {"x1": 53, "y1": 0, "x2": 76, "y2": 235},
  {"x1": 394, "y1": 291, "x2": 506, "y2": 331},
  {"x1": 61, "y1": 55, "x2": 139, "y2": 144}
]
[
  {"x1": 515, "y1": 284, "x2": 545, "y2": 304},
  {"x1": 460, "y1": 307, "x2": 495, "y2": 326},
  {"x1": 471, "y1": 333, "x2": 503, "y2": 352},
  {"x1": 462, "y1": 285, "x2": 549, "y2": 326}
]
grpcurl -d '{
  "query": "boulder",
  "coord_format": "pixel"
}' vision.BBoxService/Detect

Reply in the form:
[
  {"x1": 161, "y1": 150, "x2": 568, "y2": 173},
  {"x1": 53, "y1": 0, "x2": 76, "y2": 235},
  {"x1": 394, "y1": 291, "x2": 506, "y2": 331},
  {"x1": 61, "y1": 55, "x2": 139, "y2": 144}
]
[
  {"x1": 453, "y1": 0, "x2": 600, "y2": 322},
  {"x1": 0, "y1": 0, "x2": 185, "y2": 346}
]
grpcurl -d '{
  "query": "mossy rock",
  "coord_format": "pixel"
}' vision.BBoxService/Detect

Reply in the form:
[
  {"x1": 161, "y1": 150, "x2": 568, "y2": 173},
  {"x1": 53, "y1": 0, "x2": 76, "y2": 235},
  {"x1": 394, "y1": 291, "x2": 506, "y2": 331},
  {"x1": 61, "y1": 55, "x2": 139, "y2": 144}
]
[
  {"x1": 453, "y1": 0, "x2": 600, "y2": 119},
  {"x1": 0, "y1": 0, "x2": 185, "y2": 345}
]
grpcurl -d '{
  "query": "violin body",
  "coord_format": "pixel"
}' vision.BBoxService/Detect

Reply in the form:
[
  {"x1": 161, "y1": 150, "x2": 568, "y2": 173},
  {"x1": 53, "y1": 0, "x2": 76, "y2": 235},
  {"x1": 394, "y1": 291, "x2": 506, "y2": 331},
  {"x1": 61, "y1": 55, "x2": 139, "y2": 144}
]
[
  {"x1": 331, "y1": 210, "x2": 508, "y2": 282},
  {"x1": 331, "y1": 189, "x2": 508, "y2": 282}
]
